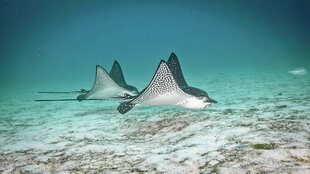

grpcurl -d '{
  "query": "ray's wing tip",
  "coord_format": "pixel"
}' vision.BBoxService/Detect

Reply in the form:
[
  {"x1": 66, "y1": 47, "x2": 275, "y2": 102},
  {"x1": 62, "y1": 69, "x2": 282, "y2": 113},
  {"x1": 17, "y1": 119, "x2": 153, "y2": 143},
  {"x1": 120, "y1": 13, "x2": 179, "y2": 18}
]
[
  {"x1": 96, "y1": 65, "x2": 103, "y2": 69},
  {"x1": 158, "y1": 60, "x2": 168, "y2": 68},
  {"x1": 113, "y1": 60, "x2": 120, "y2": 65},
  {"x1": 156, "y1": 60, "x2": 169, "y2": 70},
  {"x1": 96, "y1": 65, "x2": 108, "y2": 73},
  {"x1": 168, "y1": 52, "x2": 178, "y2": 61},
  {"x1": 159, "y1": 59, "x2": 167, "y2": 64}
]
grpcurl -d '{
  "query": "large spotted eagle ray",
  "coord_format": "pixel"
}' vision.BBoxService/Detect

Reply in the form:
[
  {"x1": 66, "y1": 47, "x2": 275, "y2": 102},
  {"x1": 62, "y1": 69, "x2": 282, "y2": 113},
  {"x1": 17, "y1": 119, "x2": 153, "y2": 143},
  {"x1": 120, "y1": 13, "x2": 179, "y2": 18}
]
[
  {"x1": 36, "y1": 61, "x2": 139, "y2": 102},
  {"x1": 117, "y1": 53, "x2": 216, "y2": 114}
]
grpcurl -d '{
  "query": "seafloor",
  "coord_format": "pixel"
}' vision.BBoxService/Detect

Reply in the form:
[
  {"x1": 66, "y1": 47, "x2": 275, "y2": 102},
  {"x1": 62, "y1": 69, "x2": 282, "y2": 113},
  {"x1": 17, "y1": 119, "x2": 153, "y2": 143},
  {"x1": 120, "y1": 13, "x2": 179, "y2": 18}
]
[{"x1": 0, "y1": 71, "x2": 309, "y2": 173}]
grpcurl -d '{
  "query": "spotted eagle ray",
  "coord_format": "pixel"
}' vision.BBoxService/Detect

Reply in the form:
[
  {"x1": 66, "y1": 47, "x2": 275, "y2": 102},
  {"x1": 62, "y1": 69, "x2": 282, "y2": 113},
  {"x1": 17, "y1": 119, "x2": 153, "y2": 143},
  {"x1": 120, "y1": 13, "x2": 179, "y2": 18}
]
[
  {"x1": 76, "y1": 60, "x2": 139, "y2": 101},
  {"x1": 36, "y1": 61, "x2": 139, "y2": 102},
  {"x1": 117, "y1": 53, "x2": 216, "y2": 114}
]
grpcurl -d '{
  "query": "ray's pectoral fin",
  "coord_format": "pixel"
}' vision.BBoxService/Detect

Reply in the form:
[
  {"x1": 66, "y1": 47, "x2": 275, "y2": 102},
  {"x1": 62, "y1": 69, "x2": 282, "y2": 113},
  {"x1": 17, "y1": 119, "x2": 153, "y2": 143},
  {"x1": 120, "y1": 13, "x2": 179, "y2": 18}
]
[
  {"x1": 109, "y1": 60, "x2": 127, "y2": 86},
  {"x1": 167, "y1": 53, "x2": 188, "y2": 87},
  {"x1": 117, "y1": 102, "x2": 135, "y2": 114},
  {"x1": 130, "y1": 60, "x2": 185, "y2": 105},
  {"x1": 116, "y1": 60, "x2": 187, "y2": 114},
  {"x1": 79, "y1": 65, "x2": 119, "y2": 99}
]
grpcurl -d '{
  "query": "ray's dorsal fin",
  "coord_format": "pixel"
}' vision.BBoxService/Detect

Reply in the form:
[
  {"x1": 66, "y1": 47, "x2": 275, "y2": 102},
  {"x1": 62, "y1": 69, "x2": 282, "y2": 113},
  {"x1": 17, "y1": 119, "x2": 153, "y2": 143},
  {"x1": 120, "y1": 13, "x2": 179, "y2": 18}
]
[
  {"x1": 167, "y1": 53, "x2": 188, "y2": 87},
  {"x1": 77, "y1": 65, "x2": 119, "y2": 101},
  {"x1": 109, "y1": 60, "x2": 126, "y2": 86}
]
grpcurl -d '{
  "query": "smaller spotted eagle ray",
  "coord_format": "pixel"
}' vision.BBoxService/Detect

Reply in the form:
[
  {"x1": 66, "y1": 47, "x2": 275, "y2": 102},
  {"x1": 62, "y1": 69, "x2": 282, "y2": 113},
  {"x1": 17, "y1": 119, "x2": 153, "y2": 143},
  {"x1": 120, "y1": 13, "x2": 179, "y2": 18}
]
[
  {"x1": 77, "y1": 61, "x2": 139, "y2": 101},
  {"x1": 36, "y1": 61, "x2": 138, "y2": 102},
  {"x1": 117, "y1": 53, "x2": 216, "y2": 114}
]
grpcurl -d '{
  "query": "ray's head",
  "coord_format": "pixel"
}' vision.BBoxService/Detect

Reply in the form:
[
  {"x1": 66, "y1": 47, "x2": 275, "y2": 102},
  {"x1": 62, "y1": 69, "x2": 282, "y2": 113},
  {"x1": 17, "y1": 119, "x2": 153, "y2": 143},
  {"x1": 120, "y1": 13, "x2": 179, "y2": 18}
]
[
  {"x1": 196, "y1": 89, "x2": 217, "y2": 107},
  {"x1": 182, "y1": 87, "x2": 217, "y2": 109},
  {"x1": 124, "y1": 85, "x2": 139, "y2": 96}
]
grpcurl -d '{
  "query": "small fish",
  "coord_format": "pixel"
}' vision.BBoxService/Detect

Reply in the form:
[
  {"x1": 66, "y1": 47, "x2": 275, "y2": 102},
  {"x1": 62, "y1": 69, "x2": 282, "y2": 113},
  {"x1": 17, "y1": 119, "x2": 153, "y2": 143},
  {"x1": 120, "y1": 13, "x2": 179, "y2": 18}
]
[{"x1": 288, "y1": 67, "x2": 307, "y2": 75}]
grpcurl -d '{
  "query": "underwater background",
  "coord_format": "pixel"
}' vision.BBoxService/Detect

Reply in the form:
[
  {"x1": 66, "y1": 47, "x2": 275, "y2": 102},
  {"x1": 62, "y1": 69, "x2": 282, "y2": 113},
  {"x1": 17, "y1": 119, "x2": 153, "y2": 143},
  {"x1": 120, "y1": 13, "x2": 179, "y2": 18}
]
[{"x1": 1, "y1": 0, "x2": 310, "y2": 173}]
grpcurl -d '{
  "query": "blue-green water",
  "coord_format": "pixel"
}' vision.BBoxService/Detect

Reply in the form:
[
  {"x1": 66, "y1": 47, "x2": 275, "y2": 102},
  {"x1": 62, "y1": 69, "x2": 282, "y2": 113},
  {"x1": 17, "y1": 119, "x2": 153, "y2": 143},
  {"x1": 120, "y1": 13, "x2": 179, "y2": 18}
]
[{"x1": 1, "y1": 0, "x2": 310, "y2": 173}]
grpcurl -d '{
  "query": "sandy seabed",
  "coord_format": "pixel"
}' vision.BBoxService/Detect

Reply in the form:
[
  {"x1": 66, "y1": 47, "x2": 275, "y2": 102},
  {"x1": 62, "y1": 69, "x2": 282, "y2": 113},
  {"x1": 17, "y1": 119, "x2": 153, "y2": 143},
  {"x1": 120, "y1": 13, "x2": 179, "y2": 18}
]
[{"x1": 0, "y1": 71, "x2": 309, "y2": 173}]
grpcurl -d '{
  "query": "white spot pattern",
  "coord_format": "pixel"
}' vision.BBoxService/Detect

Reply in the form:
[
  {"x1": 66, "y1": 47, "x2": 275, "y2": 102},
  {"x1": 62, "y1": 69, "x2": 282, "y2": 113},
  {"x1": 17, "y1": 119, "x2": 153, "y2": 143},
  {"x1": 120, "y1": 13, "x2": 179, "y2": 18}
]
[{"x1": 132, "y1": 61, "x2": 187, "y2": 105}]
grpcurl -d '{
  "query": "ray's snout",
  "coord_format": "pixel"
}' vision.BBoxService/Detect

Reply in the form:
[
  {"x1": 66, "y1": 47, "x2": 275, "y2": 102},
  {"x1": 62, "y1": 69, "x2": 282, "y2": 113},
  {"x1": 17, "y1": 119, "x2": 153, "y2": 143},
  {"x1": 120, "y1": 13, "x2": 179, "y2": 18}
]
[{"x1": 206, "y1": 98, "x2": 217, "y2": 104}]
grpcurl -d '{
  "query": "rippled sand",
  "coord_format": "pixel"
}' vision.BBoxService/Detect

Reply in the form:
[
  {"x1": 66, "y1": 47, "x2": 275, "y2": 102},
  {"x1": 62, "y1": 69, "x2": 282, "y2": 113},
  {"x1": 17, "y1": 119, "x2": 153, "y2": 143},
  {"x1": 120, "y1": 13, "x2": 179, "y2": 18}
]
[{"x1": 0, "y1": 71, "x2": 309, "y2": 173}]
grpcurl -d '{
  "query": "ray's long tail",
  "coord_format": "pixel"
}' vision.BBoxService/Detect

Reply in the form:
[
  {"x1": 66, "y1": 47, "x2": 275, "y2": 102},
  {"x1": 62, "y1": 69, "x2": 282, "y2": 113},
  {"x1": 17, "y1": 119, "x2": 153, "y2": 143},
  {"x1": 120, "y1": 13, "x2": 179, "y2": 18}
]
[{"x1": 38, "y1": 89, "x2": 87, "y2": 94}]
